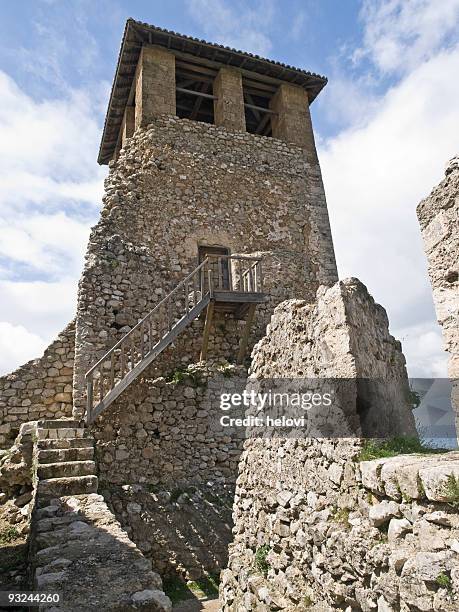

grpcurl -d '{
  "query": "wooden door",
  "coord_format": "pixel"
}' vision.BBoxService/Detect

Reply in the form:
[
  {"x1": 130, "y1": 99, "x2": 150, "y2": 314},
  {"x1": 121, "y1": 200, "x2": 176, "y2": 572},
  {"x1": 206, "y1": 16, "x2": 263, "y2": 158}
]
[{"x1": 198, "y1": 246, "x2": 231, "y2": 290}]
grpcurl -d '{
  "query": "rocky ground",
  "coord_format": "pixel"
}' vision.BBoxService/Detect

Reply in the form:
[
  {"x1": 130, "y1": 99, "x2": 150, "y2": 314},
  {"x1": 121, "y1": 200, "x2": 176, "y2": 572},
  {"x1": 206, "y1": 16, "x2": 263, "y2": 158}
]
[
  {"x1": 0, "y1": 495, "x2": 30, "y2": 595},
  {"x1": 102, "y1": 480, "x2": 234, "y2": 581}
]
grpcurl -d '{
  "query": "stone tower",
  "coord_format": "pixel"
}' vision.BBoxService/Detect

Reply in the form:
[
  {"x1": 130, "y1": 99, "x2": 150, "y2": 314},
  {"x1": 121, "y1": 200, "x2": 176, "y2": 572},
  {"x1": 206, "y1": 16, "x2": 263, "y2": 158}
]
[
  {"x1": 0, "y1": 18, "x2": 338, "y2": 452},
  {"x1": 73, "y1": 19, "x2": 338, "y2": 422}
]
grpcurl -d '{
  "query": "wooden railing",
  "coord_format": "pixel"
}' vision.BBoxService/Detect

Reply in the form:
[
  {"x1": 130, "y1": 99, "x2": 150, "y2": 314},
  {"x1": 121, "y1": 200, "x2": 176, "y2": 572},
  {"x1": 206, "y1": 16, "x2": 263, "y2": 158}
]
[
  {"x1": 85, "y1": 255, "x2": 263, "y2": 423},
  {"x1": 204, "y1": 254, "x2": 263, "y2": 293}
]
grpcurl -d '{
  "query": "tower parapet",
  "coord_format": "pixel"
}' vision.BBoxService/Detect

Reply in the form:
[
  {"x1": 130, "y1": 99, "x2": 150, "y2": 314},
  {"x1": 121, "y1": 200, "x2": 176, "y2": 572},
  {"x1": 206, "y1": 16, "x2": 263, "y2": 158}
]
[{"x1": 98, "y1": 19, "x2": 327, "y2": 165}]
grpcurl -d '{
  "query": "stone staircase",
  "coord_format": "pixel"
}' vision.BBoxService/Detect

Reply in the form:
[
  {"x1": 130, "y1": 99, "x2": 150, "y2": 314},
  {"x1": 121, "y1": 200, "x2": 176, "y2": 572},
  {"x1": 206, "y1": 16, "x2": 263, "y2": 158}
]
[
  {"x1": 36, "y1": 420, "x2": 98, "y2": 500},
  {"x1": 29, "y1": 419, "x2": 172, "y2": 610}
]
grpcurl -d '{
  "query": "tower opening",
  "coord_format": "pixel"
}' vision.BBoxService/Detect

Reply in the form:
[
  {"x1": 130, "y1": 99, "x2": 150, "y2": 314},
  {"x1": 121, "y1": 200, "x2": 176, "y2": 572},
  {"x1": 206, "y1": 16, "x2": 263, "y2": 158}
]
[
  {"x1": 175, "y1": 60, "x2": 216, "y2": 124},
  {"x1": 242, "y1": 77, "x2": 275, "y2": 137}
]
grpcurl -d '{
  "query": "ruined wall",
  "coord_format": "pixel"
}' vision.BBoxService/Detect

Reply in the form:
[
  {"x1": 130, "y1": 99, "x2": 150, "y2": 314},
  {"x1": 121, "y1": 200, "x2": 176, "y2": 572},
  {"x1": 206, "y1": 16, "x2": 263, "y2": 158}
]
[
  {"x1": 0, "y1": 322, "x2": 75, "y2": 448},
  {"x1": 417, "y1": 155, "x2": 459, "y2": 379},
  {"x1": 222, "y1": 441, "x2": 459, "y2": 611},
  {"x1": 249, "y1": 278, "x2": 417, "y2": 438},
  {"x1": 74, "y1": 116, "x2": 338, "y2": 416},
  {"x1": 417, "y1": 155, "x2": 459, "y2": 441},
  {"x1": 218, "y1": 279, "x2": 459, "y2": 611}
]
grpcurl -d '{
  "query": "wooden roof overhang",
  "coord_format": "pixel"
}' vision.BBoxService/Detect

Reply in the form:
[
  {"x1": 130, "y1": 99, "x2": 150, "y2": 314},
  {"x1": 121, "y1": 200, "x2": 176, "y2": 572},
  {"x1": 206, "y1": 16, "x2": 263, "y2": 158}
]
[{"x1": 98, "y1": 18, "x2": 328, "y2": 164}]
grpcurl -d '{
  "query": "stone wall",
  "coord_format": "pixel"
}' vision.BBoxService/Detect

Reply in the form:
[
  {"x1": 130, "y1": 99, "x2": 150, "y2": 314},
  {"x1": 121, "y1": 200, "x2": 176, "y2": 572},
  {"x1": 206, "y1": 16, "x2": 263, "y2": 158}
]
[
  {"x1": 417, "y1": 155, "x2": 459, "y2": 438},
  {"x1": 0, "y1": 322, "x2": 75, "y2": 448},
  {"x1": 417, "y1": 155, "x2": 459, "y2": 379},
  {"x1": 103, "y1": 480, "x2": 234, "y2": 581},
  {"x1": 74, "y1": 115, "x2": 338, "y2": 416},
  {"x1": 92, "y1": 361, "x2": 246, "y2": 487},
  {"x1": 219, "y1": 279, "x2": 458, "y2": 610},
  {"x1": 249, "y1": 278, "x2": 417, "y2": 438},
  {"x1": 222, "y1": 441, "x2": 459, "y2": 611},
  {"x1": 92, "y1": 361, "x2": 246, "y2": 580}
]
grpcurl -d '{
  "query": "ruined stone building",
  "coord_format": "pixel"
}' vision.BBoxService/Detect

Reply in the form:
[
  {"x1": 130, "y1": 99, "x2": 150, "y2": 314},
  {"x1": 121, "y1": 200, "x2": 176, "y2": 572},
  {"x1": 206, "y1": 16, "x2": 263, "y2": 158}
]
[
  {"x1": 1, "y1": 19, "x2": 458, "y2": 612},
  {"x1": 417, "y1": 156, "x2": 459, "y2": 434}
]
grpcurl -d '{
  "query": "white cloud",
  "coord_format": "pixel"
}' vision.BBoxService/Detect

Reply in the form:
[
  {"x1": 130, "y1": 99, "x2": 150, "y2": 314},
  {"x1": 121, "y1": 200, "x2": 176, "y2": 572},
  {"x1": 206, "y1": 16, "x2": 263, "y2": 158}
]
[
  {"x1": 0, "y1": 279, "x2": 77, "y2": 344},
  {"x1": 394, "y1": 321, "x2": 449, "y2": 378},
  {"x1": 319, "y1": 8, "x2": 459, "y2": 377},
  {"x1": 188, "y1": 0, "x2": 274, "y2": 55},
  {"x1": 0, "y1": 212, "x2": 91, "y2": 278},
  {"x1": 0, "y1": 68, "x2": 105, "y2": 374},
  {"x1": 0, "y1": 71, "x2": 106, "y2": 215},
  {"x1": 0, "y1": 322, "x2": 48, "y2": 375},
  {"x1": 356, "y1": 0, "x2": 459, "y2": 75}
]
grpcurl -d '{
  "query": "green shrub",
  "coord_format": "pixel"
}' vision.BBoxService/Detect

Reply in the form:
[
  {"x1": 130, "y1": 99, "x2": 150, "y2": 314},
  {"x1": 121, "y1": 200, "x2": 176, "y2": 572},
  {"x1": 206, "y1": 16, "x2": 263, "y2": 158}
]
[
  {"x1": 165, "y1": 366, "x2": 205, "y2": 388},
  {"x1": 254, "y1": 544, "x2": 271, "y2": 576},
  {"x1": 0, "y1": 526, "x2": 20, "y2": 545},
  {"x1": 332, "y1": 507, "x2": 350, "y2": 527},
  {"x1": 436, "y1": 572, "x2": 452, "y2": 590}
]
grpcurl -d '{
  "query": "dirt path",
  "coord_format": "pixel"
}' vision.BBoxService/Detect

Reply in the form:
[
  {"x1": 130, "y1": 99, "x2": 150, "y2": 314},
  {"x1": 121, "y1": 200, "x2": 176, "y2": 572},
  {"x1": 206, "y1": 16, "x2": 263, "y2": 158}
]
[{"x1": 172, "y1": 598, "x2": 220, "y2": 611}]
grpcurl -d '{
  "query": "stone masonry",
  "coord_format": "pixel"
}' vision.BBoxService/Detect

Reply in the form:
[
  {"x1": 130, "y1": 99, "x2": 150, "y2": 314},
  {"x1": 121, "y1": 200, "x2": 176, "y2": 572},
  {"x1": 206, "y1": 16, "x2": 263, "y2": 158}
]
[
  {"x1": 73, "y1": 115, "x2": 338, "y2": 418},
  {"x1": 0, "y1": 321, "x2": 75, "y2": 448},
  {"x1": 0, "y1": 419, "x2": 172, "y2": 611},
  {"x1": 5, "y1": 19, "x2": 455, "y2": 611},
  {"x1": 417, "y1": 155, "x2": 459, "y2": 436},
  {"x1": 93, "y1": 360, "x2": 246, "y2": 580},
  {"x1": 219, "y1": 279, "x2": 459, "y2": 610}
]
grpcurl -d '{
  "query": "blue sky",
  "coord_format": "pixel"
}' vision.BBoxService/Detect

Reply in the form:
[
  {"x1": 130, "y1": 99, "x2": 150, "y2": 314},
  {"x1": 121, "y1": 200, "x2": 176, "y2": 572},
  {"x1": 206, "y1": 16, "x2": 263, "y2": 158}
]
[{"x1": 0, "y1": 0, "x2": 458, "y2": 376}]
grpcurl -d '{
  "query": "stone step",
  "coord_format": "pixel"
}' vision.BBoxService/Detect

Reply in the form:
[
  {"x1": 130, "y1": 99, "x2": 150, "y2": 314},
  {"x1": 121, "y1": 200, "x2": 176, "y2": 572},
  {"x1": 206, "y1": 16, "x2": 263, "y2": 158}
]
[
  {"x1": 38, "y1": 427, "x2": 86, "y2": 441},
  {"x1": 37, "y1": 446, "x2": 94, "y2": 464},
  {"x1": 37, "y1": 419, "x2": 83, "y2": 429},
  {"x1": 37, "y1": 460, "x2": 96, "y2": 480},
  {"x1": 36, "y1": 518, "x2": 95, "y2": 550},
  {"x1": 37, "y1": 475, "x2": 98, "y2": 498},
  {"x1": 37, "y1": 437, "x2": 94, "y2": 450}
]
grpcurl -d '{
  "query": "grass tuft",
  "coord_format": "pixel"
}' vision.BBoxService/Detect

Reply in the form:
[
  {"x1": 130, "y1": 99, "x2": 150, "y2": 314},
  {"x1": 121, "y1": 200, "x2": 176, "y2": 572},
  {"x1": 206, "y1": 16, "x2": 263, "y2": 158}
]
[
  {"x1": 358, "y1": 436, "x2": 444, "y2": 461},
  {"x1": 0, "y1": 526, "x2": 20, "y2": 545},
  {"x1": 442, "y1": 474, "x2": 459, "y2": 509},
  {"x1": 163, "y1": 573, "x2": 220, "y2": 604}
]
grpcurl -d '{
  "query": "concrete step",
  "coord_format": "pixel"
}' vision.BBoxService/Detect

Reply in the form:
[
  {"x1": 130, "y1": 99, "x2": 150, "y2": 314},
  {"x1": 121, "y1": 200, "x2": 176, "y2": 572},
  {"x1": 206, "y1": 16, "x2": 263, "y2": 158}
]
[
  {"x1": 37, "y1": 475, "x2": 98, "y2": 498},
  {"x1": 37, "y1": 460, "x2": 96, "y2": 480},
  {"x1": 37, "y1": 437, "x2": 94, "y2": 450},
  {"x1": 37, "y1": 446, "x2": 94, "y2": 464}
]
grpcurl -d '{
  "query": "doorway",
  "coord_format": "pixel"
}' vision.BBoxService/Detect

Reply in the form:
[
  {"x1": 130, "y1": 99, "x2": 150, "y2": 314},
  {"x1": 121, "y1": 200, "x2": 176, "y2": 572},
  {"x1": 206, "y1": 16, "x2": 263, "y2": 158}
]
[{"x1": 198, "y1": 245, "x2": 231, "y2": 290}]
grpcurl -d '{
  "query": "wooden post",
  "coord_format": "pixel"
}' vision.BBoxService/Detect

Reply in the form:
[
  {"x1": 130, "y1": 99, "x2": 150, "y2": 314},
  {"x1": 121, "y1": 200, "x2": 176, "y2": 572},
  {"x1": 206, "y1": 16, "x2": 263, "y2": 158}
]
[
  {"x1": 237, "y1": 304, "x2": 257, "y2": 364},
  {"x1": 110, "y1": 353, "x2": 115, "y2": 390},
  {"x1": 200, "y1": 301, "x2": 215, "y2": 361},
  {"x1": 86, "y1": 376, "x2": 93, "y2": 424},
  {"x1": 120, "y1": 344, "x2": 126, "y2": 378},
  {"x1": 140, "y1": 322, "x2": 145, "y2": 359}
]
